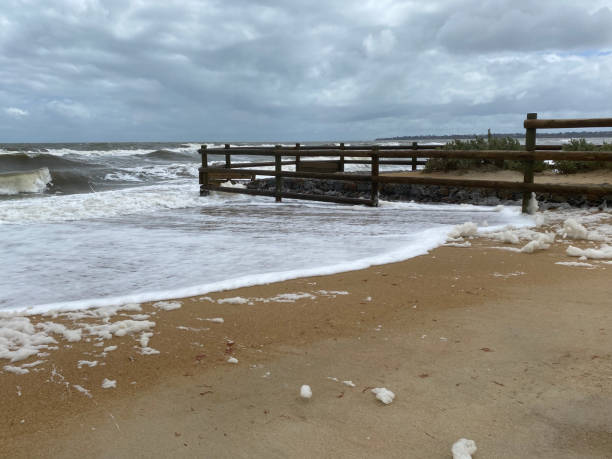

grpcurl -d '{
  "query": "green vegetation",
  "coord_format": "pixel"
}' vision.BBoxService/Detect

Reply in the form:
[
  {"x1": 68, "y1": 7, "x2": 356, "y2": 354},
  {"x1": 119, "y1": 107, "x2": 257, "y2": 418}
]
[
  {"x1": 424, "y1": 136, "x2": 546, "y2": 172},
  {"x1": 424, "y1": 136, "x2": 612, "y2": 174},
  {"x1": 553, "y1": 139, "x2": 612, "y2": 174}
]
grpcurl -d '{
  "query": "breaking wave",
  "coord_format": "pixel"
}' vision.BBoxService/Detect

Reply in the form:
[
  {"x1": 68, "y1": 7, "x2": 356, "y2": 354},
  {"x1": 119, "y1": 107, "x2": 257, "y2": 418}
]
[{"x1": 0, "y1": 168, "x2": 52, "y2": 195}]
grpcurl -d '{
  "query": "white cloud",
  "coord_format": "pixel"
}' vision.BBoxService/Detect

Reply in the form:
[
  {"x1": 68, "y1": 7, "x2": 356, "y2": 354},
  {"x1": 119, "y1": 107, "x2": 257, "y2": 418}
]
[{"x1": 5, "y1": 107, "x2": 29, "y2": 118}]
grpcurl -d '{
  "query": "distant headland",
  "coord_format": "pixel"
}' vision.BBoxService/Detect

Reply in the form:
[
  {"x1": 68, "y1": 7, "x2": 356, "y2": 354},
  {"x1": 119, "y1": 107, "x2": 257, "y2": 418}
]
[{"x1": 376, "y1": 130, "x2": 612, "y2": 141}]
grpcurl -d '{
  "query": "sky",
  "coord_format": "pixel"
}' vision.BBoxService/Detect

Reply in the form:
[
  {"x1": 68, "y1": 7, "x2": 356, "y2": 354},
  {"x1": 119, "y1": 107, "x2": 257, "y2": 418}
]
[{"x1": 1, "y1": 0, "x2": 612, "y2": 142}]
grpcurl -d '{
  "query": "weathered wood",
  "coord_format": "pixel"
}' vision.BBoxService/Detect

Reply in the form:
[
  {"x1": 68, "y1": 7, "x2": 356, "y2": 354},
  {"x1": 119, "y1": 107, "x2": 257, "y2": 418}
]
[
  {"x1": 208, "y1": 185, "x2": 374, "y2": 206},
  {"x1": 524, "y1": 118, "x2": 612, "y2": 129},
  {"x1": 371, "y1": 147, "x2": 379, "y2": 206},
  {"x1": 295, "y1": 143, "x2": 301, "y2": 170},
  {"x1": 205, "y1": 148, "x2": 612, "y2": 160},
  {"x1": 202, "y1": 166, "x2": 612, "y2": 195},
  {"x1": 411, "y1": 142, "x2": 418, "y2": 171},
  {"x1": 207, "y1": 170, "x2": 256, "y2": 182},
  {"x1": 224, "y1": 144, "x2": 231, "y2": 168},
  {"x1": 228, "y1": 160, "x2": 297, "y2": 168},
  {"x1": 344, "y1": 160, "x2": 427, "y2": 166},
  {"x1": 522, "y1": 113, "x2": 537, "y2": 213},
  {"x1": 275, "y1": 146, "x2": 282, "y2": 202},
  {"x1": 296, "y1": 161, "x2": 343, "y2": 173},
  {"x1": 201, "y1": 167, "x2": 373, "y2": 182},
  {"x1": 198, "y1": 144, "x2": 209, "y2": 196},
  {"x1": 340, "y1": 143, "x2": 345, "y2": 172}
]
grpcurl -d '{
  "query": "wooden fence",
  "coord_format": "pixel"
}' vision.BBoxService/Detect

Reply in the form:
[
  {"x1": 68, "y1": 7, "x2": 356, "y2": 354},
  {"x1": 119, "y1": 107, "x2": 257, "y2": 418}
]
[{"x1": 199, "y1": 113, "x2": 612, "y2": 212}]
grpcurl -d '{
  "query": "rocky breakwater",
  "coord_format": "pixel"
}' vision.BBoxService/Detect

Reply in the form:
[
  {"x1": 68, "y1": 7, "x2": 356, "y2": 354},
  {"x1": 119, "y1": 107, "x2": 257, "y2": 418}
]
[{"x1": 246, "y1": 177, "x2": 611, "y2": 208}]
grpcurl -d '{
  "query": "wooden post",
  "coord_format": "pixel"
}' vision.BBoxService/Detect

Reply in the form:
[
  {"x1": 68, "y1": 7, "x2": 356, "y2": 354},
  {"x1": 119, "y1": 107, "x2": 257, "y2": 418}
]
[
  {"x1": 224, "y1": 144, "x2": 231, "y2": 168},
  {"x1": 522, "y1": 113, "x2": 537, "y2": 213},
  {"x1": 199, "y1": 144, "x2": 209, "y2": 196},
  {"x1": 339, "y1": 142, "x2": 345, "y2": 172},
  {"x1": 371, "y1": 146, "x2": 379, "y2": 206},
  {"x1": 295, "y1": 143, "x2": 301, "y2": 171},
  {"x1": 275, "y1": 145, "x2": 282, "y2": 202},
  {"x1": 411, "y1": 141, "x2": 418, "y2": 171}
]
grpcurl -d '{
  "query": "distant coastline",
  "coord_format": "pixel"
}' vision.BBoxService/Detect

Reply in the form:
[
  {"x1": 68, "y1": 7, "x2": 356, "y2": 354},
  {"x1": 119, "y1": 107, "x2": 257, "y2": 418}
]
[{"x1": 376, "y1": 130, "x2": 612, "y2": 141}]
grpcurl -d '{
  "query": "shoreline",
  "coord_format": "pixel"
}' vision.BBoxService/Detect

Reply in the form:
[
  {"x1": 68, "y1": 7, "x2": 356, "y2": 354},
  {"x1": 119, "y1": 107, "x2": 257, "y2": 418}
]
[{"x1": 2, "y1": 216, "x2": 611, "y2": 458}]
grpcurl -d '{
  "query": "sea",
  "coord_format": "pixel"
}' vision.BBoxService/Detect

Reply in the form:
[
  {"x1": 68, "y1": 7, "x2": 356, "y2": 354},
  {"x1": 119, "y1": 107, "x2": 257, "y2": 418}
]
[{"x1": 1, "y1": 136, "x2": 604, "y2": 314}]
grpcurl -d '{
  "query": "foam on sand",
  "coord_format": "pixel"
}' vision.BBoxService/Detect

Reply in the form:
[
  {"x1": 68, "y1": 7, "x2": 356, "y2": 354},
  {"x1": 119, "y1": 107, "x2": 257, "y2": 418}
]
[
  {"x1": 560, "y1": 218, "x2": 605, "y2": 241},
  {"x1": 0, "y1": 168, "x2": 51, "y2": 195},
  {"x1": 520, "y1": 232, "x2": 555, "y2": 253},
  {"x1": 152, "y1": 301, "x2": 182, "y2": 311},
  {"x1": 101, "y1": 378, "x2": 117, "y2": 389},
  {"x1": 447, "y1": 222, "x2": 478, "y2": 239},
  {"x1": 300, "y1": 385, "x2": 312, "y2": 399},
  {"x1": 371, "y1": 387, "x2": 395, "y2": 404},
  {"x1": 555, "y1": 261, "x2": 596, "y2": 268},
  {"x1": 567, "y1": 244, "x2": 612, "y2": 259},
  {"x1": 452, "y1": 438, "x2": 477, "y2": 459}
]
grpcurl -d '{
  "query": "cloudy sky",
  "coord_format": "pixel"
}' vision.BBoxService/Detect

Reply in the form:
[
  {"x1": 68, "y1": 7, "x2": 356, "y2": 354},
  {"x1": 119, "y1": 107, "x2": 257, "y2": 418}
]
[{"x1": 1, "y1": 0, "x2": 612, "y2": 142}]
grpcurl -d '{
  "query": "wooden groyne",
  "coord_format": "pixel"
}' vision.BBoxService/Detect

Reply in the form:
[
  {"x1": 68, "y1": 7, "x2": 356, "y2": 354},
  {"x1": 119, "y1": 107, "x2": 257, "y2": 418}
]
[{"x1": 199, "y1": 114, "x2": 612, "y2": 213}]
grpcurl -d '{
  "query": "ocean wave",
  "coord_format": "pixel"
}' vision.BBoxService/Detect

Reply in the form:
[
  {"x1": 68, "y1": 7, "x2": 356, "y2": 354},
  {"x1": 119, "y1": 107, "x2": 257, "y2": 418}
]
[
  {"x1": 140, "y1": 149, "x2": 199, "y2": 161},
  {"x1": 103, "y1": 163, "x2": 199, "y2": 182},
  {"x1": 0, "y1": 182, "x2": 209, "y2": 223},
  {"x1": 0, "y1": 168, "x2": 52, "y2": 195}
]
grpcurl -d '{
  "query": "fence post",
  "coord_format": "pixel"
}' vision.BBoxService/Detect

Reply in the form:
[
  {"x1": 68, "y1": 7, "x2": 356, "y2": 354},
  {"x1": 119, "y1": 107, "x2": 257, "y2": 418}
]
[
  {"x1": 199, "y1": 144, "x2": 209, "y2": 196},
  {"x1": 275, "y1": 145, "x2": 282, "y2": 202},
  {"x1": 340, "y1": 142, "x2": 345, "y2": 172},
  {"x1": 371, "y1": 146, "x2": 379, "y2": 206},
  {"x1": 411, "y1": 141, "x2": 418, "y2": 171},
  {"x1": 224, "y1": 143, "x2": 231, "y2": 168},
  {"x1": 295, "y1": 143, "x2": 301, "y2": 171},
  {"x1": 522, "y1": 113, "x2": 537, "y2": 213}
]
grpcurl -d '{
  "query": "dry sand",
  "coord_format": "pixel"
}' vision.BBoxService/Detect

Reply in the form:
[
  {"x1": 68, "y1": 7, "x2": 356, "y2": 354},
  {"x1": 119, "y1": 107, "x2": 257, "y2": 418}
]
[{"x1": 1, "y1": 227, "x2": 612, "y2": 458}]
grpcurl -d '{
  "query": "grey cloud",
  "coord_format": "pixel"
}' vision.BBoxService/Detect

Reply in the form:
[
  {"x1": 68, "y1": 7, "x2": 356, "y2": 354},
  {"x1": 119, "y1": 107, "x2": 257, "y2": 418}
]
[
  {"x1": 1, "y1": 0, "x2": 612, "y2": 142},
  {"x1": 435, "y1": 1, "x2": 612, "y2": 53}
]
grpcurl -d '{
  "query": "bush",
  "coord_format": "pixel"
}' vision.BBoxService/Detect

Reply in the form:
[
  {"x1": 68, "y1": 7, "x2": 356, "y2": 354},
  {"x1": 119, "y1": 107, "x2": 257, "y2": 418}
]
[
  {"x1": 553, "y1": 139, "x2": 612, "y2": 174},
  {"x1": 424, "y1": 136, "x2": 546, "y2": 172}
]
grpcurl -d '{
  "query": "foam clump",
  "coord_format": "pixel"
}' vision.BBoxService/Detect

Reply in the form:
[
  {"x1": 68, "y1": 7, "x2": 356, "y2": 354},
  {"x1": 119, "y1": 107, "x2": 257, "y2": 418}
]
[
  {"x1": 217, "y1": 297, "x2": 249, "y2": 304},
  {"x1": 567, "y1": 244, "x2": 612, "y2": 260},
  {"x1": 560, "y1": 218, "x2": 605, "y2": 241},
  {"x1": 205, "y1": 317, "x2": 224, "y2": 323},
  {"x1": 219, "y1": 180, "x2": 246, "y2": 189},
  {"x1": 489, "y1": 230, "x2": 520, "y2": 244},
  {"x1": 448, "y1": 222, "x2": 478, "y2": 240},
  {"x1": 101, "y1": 378, "x2": 117, "y2": 389},
  {"x1": 527, "y1": 192, "x2": 538, "y2": 215},
  {"x1": 300, "y1": 384, "x2": 312, "y2": 399},
  {"x1": 452, "y1": 438, "x2": 477, "y2": 459},
  {"x1": 371, "y1": 387, "x2": 395, "y2": 405},
  {"x1": 227, "y1": 357, "x2": 238, "y2": 364},
  {"x1": 520, "y1": 232, "x2": 555, "y2": 253},
  {"x1": 0, "y1": 317, "x2": 66, "y2": 362},
  {"x1": 3, "y1": 365, "x2": 29, "y2": 375},
  {"x1": 152, "y1": 301, "x2": 182, "y2": 311}
]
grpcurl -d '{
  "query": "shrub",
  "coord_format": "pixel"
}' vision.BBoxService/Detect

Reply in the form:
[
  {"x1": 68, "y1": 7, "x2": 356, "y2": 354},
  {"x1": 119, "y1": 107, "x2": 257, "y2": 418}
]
[
  {"x1": 553, "y1": 139, "x2": 612, "y2": 174},
  {"x1": 424, "y1": 136, "x2": 546, "y2": 172}
]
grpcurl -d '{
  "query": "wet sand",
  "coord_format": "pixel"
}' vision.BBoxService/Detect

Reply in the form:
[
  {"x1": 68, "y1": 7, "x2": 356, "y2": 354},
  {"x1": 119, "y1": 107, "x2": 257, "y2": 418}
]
[{"x1": 2, "y1": 227, "x2": 611, "y2": 458}]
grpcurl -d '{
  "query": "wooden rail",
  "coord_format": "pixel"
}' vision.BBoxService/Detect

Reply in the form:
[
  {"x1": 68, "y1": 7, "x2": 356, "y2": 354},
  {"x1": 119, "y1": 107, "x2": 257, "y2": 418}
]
[{"x1": 199, "y1": 114, "x2": 612, "y2": 212}]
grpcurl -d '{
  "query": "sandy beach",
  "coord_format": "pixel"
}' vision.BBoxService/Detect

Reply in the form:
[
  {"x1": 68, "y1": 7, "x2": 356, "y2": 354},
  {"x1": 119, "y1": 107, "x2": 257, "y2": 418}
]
[{"x1": 2, "y1": 214, "x2": 611, "y2": 458}]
